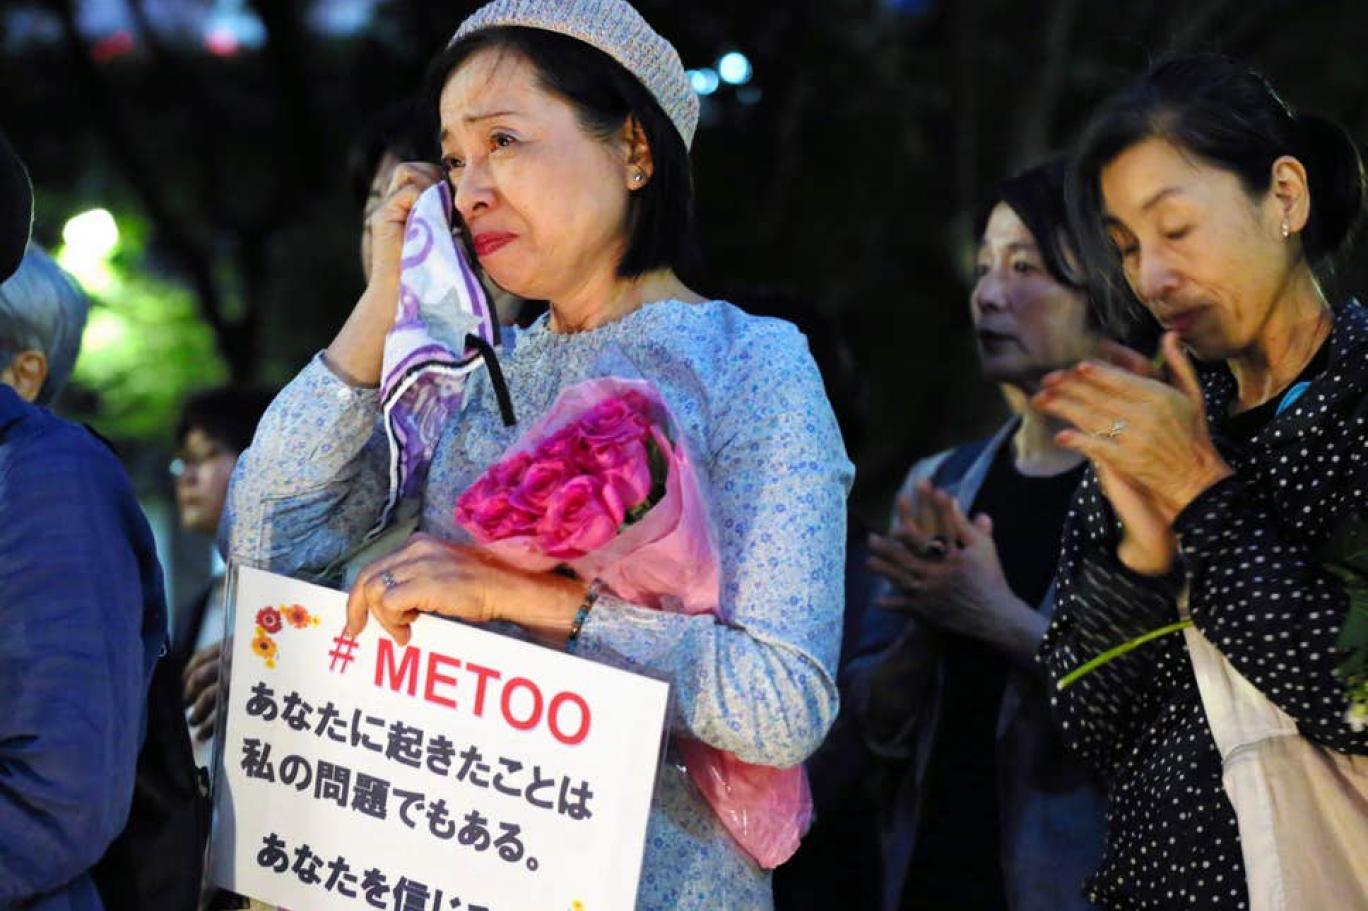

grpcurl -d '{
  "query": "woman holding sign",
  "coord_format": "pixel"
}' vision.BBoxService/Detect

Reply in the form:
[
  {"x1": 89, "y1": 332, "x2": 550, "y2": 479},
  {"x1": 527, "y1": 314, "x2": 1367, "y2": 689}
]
[{"x1": 226, "y1": 1, "x2": 852, "y2": 908}]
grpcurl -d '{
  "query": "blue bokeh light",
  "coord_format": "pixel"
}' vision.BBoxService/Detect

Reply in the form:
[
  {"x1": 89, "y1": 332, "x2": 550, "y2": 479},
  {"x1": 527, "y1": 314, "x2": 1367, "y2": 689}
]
[
  {"x1": 688, "y1": 68, "x2": 721, "y2": 96},
  {"x1": 717, "y1": 51, "x2": 753, "y2": 86}
]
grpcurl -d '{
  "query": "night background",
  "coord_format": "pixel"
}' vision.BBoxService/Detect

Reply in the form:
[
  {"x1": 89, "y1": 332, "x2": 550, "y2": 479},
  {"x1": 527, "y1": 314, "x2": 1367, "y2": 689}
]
[{"x1": 4, "y1": 0, "x2": 1368, "y2": 608}]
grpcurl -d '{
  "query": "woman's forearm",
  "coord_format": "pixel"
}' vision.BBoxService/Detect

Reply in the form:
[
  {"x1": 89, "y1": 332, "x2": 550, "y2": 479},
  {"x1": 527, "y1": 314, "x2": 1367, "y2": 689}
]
[
  {"x1": 325, "y1": 283, "x2": 398, "y2": 387},
  {"x1": 989, "y1": 598, "x2": 1050, "y2": 669}
]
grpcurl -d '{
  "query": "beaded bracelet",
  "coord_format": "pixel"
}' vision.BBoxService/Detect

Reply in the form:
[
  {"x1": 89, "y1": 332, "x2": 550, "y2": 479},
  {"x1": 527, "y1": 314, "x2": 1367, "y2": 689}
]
[{"x1": 566, "y1": 578, "x2": 604, "y2": 651}]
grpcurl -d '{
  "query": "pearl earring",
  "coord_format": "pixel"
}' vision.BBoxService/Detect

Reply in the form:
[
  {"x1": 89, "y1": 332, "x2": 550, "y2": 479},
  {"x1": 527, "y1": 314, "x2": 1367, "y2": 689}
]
[
  {"x1": 1281, "y1": 218, "x2": 1291, "y2": 239},
  {"x1": 632, "y1": 172, "x2": 644, "y2": 184}
]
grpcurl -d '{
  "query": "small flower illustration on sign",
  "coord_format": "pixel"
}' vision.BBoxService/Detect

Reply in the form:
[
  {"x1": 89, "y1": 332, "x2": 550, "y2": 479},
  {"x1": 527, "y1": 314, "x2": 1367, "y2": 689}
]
[
  {"x1": 256, "y1": 606, "x2": 282, "y2": 634},
  {"x1": 283, "y1": 603, "x2": 315, "y2": 629},
  {"x1": 251, "y1": 631, "x2": 278, "y2": 668},
  {"x1": 250, "y1": 603, "x2": 321, "y2": 669}
]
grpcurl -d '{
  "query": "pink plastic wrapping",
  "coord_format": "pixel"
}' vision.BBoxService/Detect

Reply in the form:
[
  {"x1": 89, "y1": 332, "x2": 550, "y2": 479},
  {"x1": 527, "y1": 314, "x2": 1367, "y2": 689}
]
[{"x1": 455, "y1": 376, "x2": 813, "y2": 868}]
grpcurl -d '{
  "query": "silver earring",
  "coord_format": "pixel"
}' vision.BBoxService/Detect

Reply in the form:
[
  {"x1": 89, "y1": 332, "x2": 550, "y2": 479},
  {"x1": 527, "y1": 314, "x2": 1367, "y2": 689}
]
[
  {"x1": 632, "y1": 172, "x2": 644, "y2": 184},
  {"x1": 1281, "y1": 218, "x2": 1291, "y2": 239}
]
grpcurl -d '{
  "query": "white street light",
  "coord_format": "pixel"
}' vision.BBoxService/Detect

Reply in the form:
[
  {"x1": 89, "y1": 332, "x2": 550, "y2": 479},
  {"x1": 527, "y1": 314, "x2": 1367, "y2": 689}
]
[
  {"x1": 717, "y1": 51, "x2": 753, "y2": 86},
  {"x1": 59, "y1": 208, "x2": 120, "y2": 294},
  {"x1": 62, "y1": 208, "x2": 120, "y2": 260}
]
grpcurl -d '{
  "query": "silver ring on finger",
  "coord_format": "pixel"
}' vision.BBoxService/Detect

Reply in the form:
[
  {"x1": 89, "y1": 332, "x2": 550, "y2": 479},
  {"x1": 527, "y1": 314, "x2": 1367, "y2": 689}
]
[
  {"x1": 378, "y1": 569, "x2": 399, "y2": 591},
  {"x1": 1094, "y1": 419, "x2": 1127, "y2": 440}
]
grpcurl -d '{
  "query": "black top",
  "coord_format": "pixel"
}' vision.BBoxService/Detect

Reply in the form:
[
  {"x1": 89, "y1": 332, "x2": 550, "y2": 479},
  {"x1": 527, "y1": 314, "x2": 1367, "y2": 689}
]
[
  {"x1": 1040, "y1": 304, "x2": 1368, "y2": 910},
  {"x1": 1221, "y1": 338, "x2": 1330, "y2": 441},
  {"x1": 901, "y1": 444, "x2": 1084, "y2": 911}
]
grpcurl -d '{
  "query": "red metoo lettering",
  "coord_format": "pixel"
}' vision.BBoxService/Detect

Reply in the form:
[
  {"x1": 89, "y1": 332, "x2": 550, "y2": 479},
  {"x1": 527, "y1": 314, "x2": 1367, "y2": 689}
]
[
  {"x1": 424, "y1": 652, "x2": 461, "y2": 709},
  {"x1": 371, "y1": 641, "x2": 591, "y2": 745},
  {"x1": 465, "y1": 662, "x2": 500, "y2": 716},
  {"x1": 375, "y1": 638, "x2": 419, "y2": 696},
  {"x1": 548, "y1": 691, "x2": 591, "y2": 745},
  {"x1": 501, "y1": 677, "x2": 543, "y2": 731}
]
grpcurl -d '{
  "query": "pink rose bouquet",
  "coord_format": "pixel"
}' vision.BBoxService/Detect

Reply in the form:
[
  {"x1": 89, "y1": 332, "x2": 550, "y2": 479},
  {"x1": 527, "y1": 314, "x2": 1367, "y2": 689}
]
[{"x1": 454, "y1": 377, "x2": 812, "y2": 868}]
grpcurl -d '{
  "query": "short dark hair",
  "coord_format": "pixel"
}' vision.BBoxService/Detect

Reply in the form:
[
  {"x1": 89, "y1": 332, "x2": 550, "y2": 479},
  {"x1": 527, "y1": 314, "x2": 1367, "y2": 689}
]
[
  {"x1": 0, "y1": 128, "x2": 32, "y2": 283},
  {"x1": 974, "y1": 158, "x2": 1084, "y2": 291},
  {"x1": 348, "y1": 100, "x2": 435, "y2": 207},
  {"x1": 176, "y1": 387, "x2": 275, "y2": 455},
  {"x1": 1068, "y1": 54, "x2": 1366, "y2": 335},
  {"x1": 425, "y1": 26, "x2": 699, "y2": 279}
]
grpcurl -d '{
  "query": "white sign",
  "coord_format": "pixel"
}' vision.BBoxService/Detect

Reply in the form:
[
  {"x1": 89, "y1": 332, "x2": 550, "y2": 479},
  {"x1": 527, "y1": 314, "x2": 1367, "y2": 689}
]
[{"x1": 210, "y1": 565, "x2": 670, "y2": 911}]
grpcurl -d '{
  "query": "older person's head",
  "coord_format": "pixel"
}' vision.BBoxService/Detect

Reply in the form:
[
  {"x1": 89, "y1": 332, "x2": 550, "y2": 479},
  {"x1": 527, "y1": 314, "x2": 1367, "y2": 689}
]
[
  {"x1": 1069, "y1": 54, "x2": 1365, "y2": 361},
  {"x1": 971, "y1": 159, "x2": 1105, "y2": 391},
  {"x1": 424, "y1": 0, "x2": 699, "y2": 307},
  {"x1": 0, "y1": 244, "x2": 89, "y2": 404}
]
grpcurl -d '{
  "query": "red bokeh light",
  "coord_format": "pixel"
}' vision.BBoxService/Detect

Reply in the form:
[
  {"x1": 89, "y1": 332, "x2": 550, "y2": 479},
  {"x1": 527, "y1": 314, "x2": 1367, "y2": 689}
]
[
  {"x1": 204, "y1": 27, "x2": 240, "y2": 57},
  {"x1": 91, "y1": 30, "x2": 134, "y2": 63}
]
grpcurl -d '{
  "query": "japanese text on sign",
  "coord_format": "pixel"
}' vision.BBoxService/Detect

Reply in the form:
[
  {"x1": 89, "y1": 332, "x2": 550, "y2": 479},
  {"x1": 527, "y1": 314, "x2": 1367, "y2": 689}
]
[{"x1": 210, "y1": 565, "x2": 669, "y2": 911}]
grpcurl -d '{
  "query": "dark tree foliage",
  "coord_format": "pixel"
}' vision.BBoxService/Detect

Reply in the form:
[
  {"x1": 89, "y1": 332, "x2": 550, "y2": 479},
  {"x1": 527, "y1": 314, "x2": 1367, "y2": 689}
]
[{"x1": 3, "y1": 0, "x2": 1368, "y2": 520}]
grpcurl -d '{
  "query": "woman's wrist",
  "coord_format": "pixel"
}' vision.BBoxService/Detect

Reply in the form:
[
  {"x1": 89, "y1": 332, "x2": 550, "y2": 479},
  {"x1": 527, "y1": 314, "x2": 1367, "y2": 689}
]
[
  {"x1": 1160, "y1": 455, "x2": 1234, "y2": 522},
  {"x1": 986, "y1": 593, "x2": 1050, "y2": 668},
  {"x1": 565, "y1": 579, "x2": 604, "y2": 650},
  {"x1": 1118, "y1": 531, "x2": 1178, "y2": 576},
  {"x1": 503, "y1": 572, "x2": 591, "y2": 646},
  {"x1": 319, "y1": 349, "x2": 379, "y2": 389}
]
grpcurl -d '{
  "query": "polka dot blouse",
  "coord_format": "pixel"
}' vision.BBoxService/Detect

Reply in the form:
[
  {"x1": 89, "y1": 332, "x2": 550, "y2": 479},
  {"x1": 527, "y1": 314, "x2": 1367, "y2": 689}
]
[{"x1": 1038, "y1": 301, "x2": 1368, "y2": 910}]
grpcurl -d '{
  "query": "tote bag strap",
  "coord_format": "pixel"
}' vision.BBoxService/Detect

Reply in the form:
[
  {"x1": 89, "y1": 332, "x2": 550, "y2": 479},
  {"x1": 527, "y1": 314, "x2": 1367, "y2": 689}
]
[
  {"x1": 1180, "y1": 586, "x2": 1368, "y2": 911},
  {"x1": 1179, "y1": 586, "x2": 1299, "y2": 758}
]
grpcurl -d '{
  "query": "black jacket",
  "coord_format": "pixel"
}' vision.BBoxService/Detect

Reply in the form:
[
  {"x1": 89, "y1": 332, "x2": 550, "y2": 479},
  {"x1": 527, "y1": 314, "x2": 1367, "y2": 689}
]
[{"x1": 1039, "y1": 300, "x2": 1368, "y2": 910}]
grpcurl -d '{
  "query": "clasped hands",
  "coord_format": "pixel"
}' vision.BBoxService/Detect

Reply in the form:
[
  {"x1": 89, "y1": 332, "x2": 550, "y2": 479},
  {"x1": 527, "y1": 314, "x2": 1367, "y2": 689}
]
[
  {"x1": 1030, "y1": 331, "x2": 1234, "y2": 575},
  {"x1": 867, "y1": 480, "x2": 1044, "y2": 663}
]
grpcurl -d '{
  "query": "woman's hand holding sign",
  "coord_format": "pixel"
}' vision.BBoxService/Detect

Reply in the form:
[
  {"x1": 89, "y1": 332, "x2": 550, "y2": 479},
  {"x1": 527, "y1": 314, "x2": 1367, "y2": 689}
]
[{"x1": 346, "y1": 533, "x2": 587, "y2": 646}]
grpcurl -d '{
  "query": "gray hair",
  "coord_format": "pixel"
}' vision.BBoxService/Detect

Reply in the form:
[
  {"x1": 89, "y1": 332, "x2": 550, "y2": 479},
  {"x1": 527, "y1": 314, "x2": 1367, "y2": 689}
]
[{"x1": 0, "y1": 243, "x2": 89, "y2": 404}]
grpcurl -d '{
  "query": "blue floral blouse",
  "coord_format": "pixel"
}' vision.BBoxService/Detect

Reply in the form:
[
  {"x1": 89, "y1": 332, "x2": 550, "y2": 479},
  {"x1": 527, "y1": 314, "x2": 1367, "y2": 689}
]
[{"x1": 225, "y1": 299, "x2": 854, "y2": 910}]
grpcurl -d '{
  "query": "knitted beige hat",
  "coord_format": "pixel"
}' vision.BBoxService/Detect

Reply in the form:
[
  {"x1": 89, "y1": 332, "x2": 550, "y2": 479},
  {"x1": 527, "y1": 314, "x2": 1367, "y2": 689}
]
[{"x1": 451, "y1": 0, "x2": 699, "y2": 149}]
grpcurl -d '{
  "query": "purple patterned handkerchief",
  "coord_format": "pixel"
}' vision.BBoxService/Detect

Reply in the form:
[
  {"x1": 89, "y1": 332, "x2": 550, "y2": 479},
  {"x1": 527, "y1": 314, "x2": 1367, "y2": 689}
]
[{"x1": 374, "y1": 182, "x2": 497, "y2": 534}]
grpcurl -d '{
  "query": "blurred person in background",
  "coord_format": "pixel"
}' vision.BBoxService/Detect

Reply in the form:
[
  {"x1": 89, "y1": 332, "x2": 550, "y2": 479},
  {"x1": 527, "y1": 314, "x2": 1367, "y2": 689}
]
[
  {"x1": 1036, "y1": 54, "x2": 1368, "y2": 910},
  {"x1": 0, "y1": 235, "x2": 168, "y2": 909},
  {"x1": 352, "y1": 99, "x2": 432, "y2": 284},
  {"x1": 847, "y1": 160, "x2": 1110, "y2": 911},
  {"x1": 171, "y1": 388, "x2": 273, "y2": 764}
]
